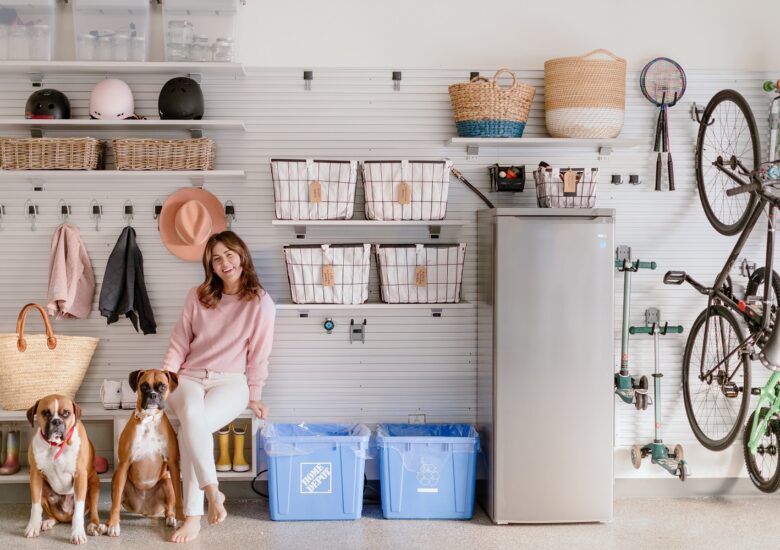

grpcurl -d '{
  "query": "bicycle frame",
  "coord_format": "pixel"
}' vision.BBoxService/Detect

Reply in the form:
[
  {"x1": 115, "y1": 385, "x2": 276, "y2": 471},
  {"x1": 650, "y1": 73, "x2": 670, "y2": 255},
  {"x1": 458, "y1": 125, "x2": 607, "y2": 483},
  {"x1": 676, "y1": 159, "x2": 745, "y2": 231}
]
[{"x1": 747, "y1": 371, "x2": 780, "y2": 453}]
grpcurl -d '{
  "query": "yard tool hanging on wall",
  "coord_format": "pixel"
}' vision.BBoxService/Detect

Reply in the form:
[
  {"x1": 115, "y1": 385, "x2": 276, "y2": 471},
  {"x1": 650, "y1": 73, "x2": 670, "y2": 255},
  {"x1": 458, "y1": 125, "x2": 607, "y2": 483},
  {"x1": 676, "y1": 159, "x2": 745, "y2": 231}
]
[{"x1": 640, "y1": 57, "x2": 687, "y2": 191}]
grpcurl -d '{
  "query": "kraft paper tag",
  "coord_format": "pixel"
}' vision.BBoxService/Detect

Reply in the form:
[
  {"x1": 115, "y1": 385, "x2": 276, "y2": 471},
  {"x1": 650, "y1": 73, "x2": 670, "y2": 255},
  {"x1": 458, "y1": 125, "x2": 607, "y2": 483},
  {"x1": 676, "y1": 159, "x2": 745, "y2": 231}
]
[
  {"x1": 322, "y1": 265, "x2": 335, "y2": 288},
  {"x1": 415, "y1": 266, "x2": 427, "y2": 287},
  {"x1": 309, "y1": 180, "x2": 322, "y2": 203},
  {"x1": 562, "y1": 170, "x2": 578, "y2": 196},
  {"x1": 398, "y1": 181, "x2": 412, "y2": 205}
]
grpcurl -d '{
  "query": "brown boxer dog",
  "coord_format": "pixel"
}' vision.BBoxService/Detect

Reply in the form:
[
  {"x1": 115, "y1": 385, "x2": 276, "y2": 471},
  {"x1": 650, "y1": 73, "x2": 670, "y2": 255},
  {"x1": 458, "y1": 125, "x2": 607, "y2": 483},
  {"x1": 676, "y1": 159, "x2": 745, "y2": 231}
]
[
  {"x1": 25, "y1": 395, "x2": 103, "y2": 544},
  {"x1": 105, "y1": 369, "x2": 183, "y2": 536}
]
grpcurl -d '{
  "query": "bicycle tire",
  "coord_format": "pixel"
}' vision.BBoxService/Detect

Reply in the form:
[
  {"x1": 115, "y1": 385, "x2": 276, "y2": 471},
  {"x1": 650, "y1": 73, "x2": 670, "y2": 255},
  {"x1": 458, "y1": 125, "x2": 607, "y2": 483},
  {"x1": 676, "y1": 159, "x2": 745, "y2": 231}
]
[
  {"x1": 745, "y1": 268, "x2": 780, "y2": 341},
  {"x1": 682, "y1": 305, "x2": 751, "y2": 451},
  {"x1": 695, "y1": 89, "x2": 760, "y2": 236},
  {"x1": 743, "y1": 408, "x2": 780, "y2": 493}
]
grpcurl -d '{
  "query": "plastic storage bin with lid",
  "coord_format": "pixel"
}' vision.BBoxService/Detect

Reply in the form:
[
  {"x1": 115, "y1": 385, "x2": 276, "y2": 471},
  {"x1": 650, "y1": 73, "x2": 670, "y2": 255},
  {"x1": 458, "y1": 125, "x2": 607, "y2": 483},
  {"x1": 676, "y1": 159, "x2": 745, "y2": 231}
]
[
  {"x1": 0, "y1": 0, "x2": 57, "y2": 61},
  {"x1": 163, "y1": 0, "x2": 240, "y2": 62},
  {"x1": 260, "y1": 423, "x2": 371, "y2": 521},
  {"x1": 376, "y1": 423, "x2": 480, "y2": 519},
  {"x1": 72, "y1": 0, "x2": 150, "y2": 61}
]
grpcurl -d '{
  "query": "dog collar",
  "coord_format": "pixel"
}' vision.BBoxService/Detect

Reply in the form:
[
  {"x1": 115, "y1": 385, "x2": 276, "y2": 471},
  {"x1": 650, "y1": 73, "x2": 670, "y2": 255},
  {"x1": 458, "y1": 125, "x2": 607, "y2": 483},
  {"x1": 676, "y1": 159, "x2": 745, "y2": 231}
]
[{"x1": 40, "y1": 423, "x2": 75, "y2": 460}]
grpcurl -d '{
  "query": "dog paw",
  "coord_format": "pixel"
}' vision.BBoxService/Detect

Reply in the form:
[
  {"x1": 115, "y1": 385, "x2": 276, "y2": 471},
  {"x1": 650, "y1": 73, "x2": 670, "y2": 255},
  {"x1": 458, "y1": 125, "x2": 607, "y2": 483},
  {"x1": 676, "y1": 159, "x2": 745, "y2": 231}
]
[
  {"x1": 86, "y1": 523, "x2": 102, "y2": 536},
  {"x1": 42, "y1": 518, "x2": 57, "y2": 531},
  {"x1": 106, "y1": 523, "x2": 120, "y2": 537},
  {"x1": 24, "y1": 520, "x2": 42, "y2": 538},
  {"x1": 70, "y1": 528, "x2": 87, "y2": 545},
  {"x1": 166, "y1": 516, "x2": 177, "y2": 528}
]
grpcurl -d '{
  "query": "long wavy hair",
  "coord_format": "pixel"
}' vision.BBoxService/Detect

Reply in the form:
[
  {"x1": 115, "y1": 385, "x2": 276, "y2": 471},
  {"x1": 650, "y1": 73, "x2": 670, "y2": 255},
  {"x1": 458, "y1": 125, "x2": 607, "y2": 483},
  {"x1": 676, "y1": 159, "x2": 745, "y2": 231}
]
[{"x1": 197, "y1": 231, "x2": 265, "y2": 308}]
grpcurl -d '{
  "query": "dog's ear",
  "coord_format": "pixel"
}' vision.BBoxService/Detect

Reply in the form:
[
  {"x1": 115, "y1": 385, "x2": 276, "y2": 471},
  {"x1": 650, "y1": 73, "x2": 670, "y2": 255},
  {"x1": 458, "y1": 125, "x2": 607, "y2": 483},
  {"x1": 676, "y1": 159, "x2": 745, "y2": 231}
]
[
  {"x1": 128, "y1": 370, "x2": 143, "y2": 392},
  {"x1": 165, "y1": 371, "x2": 179, "y2": 393},
  {"x1": 26, "y1": 400, "x2": 40, "y2": 427},
  {"x1": 72, "y1": 401, "x2": 82, "y2": 422}
]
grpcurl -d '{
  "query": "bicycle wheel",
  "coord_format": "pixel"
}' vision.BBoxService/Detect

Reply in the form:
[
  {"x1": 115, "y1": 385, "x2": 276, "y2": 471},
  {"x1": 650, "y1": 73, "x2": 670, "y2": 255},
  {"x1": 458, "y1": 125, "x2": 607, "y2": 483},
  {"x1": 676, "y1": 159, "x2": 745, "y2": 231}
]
[
  {"x1": 695, "y1": 89, "x2": 760, "y2": 236},
  {"x1": 743, "y1": 408, "x2": 780, "y2": 493},
  {"x1": 682, "y1": 305, "x2": 751, "y2": 451}
]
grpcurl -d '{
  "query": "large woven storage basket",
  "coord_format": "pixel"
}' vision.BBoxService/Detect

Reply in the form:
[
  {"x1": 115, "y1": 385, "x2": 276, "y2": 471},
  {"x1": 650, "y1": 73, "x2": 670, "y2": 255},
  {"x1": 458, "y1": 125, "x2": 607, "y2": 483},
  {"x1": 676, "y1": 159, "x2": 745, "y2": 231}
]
[
  {"x1": 0, "y1": 137, "x2": 103, "y2": 170},
  {"x1": 0, "y1": 304, "x2": 98, "y2": 410},
  {"x1": 375, "y1": 243, "x2": 466, "y2": 304},
  {"x1": 271, "y1": 159, "x2": 358, "y2": 220},
  {"x1": 113, "y1": 138, "x2": 215, "y2": 170},
  {"x1": 448, "y1": 69, "x2": 536, "y2": 137},
  {"x1": 284, "y1": 244, "x2": 371, "y2": 305},
  {"x1": 544, "y1": 49, "x2": 626, "y2": 138},
  {"x1": 362, "y1": 160, "x2": 452, "y2": 221}
]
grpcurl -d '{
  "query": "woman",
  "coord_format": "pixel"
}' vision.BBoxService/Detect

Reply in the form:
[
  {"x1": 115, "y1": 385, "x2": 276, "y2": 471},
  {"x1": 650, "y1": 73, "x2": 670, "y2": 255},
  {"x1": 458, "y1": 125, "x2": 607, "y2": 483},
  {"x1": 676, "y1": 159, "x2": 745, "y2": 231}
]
[{"x1": 162, "y1": 230, "x2": 275, "y2": 543}]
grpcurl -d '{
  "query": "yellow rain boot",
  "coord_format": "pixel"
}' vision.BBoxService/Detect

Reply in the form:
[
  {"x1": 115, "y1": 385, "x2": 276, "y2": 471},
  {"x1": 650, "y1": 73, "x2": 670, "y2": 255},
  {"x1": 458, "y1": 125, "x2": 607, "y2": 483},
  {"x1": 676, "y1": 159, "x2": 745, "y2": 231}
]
[
  {"x1": 215, "y1": 425, "x2": 232, "y2": 472},
  {"x1": 231, "y1": 423, "x2": 250, "y2": 472}
]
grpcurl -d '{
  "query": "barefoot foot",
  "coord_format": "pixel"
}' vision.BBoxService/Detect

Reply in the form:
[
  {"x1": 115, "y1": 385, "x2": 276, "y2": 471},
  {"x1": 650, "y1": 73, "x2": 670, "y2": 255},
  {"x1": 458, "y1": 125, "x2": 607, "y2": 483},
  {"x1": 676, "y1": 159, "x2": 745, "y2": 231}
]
[
  {"x1": 207, "y1": 491, "x2": 227, "y2": 525},
  {"x1": 171, "y1": 516, "x2": 201, "y2": 543}
]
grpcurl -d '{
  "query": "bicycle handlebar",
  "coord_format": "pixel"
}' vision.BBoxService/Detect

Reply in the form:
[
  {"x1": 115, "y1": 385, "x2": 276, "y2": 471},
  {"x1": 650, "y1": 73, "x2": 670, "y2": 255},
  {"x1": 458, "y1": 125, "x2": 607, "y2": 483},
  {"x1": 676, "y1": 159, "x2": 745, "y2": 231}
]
[
  {"x1": 614, "y1": 260, "x2": 657, "y2": 270},
  {"x1": 629, "y1": 325, "x2": 684, "y2": 335}
]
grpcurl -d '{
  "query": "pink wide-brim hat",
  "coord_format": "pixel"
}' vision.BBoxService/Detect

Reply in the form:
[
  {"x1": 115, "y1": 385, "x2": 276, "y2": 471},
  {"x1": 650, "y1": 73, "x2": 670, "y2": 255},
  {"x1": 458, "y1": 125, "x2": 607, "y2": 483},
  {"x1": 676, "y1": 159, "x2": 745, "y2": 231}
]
[{"x1": 159, "y1": 188, "x2": 227, "y2": 262}]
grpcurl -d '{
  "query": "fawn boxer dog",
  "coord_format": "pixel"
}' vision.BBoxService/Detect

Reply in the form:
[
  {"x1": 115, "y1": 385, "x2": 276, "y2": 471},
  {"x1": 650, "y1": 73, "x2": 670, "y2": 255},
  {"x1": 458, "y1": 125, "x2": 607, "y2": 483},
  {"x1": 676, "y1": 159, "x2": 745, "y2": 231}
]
[
  {"x1": 105, "y1": 369, "x2": 183, "y2": 536},
  {"x1": 25, "y1": 395, "x2": 103, "y2": 544}
]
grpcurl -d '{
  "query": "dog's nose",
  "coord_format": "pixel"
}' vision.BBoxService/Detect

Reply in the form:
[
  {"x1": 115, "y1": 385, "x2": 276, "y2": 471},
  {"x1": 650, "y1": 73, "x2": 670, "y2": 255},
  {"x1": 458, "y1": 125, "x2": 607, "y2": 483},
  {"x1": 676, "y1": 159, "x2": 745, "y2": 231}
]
[
  {"x1": 50, "y1": 417, "x2": 63, "y2": 426},
  {"x1": 148, "y1": 391, "x2": 159, "y2": 399}
]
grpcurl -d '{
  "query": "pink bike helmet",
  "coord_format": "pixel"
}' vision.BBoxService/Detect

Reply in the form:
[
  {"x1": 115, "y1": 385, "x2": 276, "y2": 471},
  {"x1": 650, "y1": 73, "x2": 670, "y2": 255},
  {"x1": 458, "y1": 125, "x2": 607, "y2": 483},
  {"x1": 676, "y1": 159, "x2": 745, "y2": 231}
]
[{"x1": 89, "y1": 79, "x2": 135, "y2": 120}]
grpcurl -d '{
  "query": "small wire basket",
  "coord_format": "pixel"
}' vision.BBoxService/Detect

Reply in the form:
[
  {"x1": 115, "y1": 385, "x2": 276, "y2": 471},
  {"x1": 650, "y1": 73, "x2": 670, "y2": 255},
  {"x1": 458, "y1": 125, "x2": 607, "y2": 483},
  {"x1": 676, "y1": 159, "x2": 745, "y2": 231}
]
[{"x1": 534, "y1": 163, "x2": 599, "y2": 208}]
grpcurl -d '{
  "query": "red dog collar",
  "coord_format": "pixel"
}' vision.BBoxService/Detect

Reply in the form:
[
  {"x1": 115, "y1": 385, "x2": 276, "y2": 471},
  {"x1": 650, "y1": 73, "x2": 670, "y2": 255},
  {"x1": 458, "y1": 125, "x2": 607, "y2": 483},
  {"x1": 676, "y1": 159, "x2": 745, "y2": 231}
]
[{"x1": 40, "y1": 424, "x2": 75, "y2": 460}]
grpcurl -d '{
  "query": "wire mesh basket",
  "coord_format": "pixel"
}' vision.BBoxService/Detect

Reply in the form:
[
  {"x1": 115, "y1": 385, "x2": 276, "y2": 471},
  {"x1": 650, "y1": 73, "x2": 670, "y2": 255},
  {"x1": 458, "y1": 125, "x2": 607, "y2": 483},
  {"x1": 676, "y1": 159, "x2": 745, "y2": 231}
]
[
  {"x1": 283, "y1": 244, "x2": 371, "y2": 305},
  {"x1": 361, "y1": 160, "x2": 452, "y2": 221},
  {"x1": 271, "y1": 159, "x2": 358, "y2": 220},
  {"x1": 375, "y1": 243, "x2": 466, "y2": 304},
  {"x1": 533, "y1": 164, "x2": 599, "y2": 208}
]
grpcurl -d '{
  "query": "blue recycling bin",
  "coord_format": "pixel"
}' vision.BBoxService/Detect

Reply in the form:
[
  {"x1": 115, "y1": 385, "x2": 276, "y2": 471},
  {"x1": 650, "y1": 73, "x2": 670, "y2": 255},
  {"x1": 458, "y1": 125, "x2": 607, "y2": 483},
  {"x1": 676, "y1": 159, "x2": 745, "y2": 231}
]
[
  {"x1": 376, "y1": 423, "x2": 479, "y2": 519},
  {"x1": 260, "y1": 423, "x2": 370, "y2": 521}
]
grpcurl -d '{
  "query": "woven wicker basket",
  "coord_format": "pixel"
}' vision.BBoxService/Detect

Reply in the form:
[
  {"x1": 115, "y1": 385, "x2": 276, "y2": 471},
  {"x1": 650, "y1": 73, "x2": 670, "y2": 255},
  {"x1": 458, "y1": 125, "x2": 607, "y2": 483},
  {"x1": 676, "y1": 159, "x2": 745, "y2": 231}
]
[
  {"x1": 113, "y1": 137, "x2": 215, "y2": 170},
  {"x1": 0, "y1": 304, "x2": 98, "y2": 410},
  {"x1": 448, "y1": 69, "x2": 536, "y2": 137},
  {"x1": 544, "y1": 49, "x2": 626, "y2": 138},
  {"x1": 0, "y1": 137, "x2": 104, "y2": 170}
]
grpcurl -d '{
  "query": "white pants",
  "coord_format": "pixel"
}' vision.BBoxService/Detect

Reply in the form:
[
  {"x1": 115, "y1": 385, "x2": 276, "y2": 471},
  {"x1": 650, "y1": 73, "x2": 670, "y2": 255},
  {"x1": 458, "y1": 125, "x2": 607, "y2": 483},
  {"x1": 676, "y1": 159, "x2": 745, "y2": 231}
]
[{"x1": 166, "y1": 371, "x2": 249, "y2": 517}]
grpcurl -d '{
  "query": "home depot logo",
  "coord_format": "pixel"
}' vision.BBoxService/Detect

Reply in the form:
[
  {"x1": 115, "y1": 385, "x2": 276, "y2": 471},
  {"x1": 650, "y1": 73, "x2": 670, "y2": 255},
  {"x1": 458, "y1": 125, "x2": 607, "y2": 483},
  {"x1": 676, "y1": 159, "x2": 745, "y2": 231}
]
[{"x1": 300, "y1": 462, "x2": 332, "y2": 494}]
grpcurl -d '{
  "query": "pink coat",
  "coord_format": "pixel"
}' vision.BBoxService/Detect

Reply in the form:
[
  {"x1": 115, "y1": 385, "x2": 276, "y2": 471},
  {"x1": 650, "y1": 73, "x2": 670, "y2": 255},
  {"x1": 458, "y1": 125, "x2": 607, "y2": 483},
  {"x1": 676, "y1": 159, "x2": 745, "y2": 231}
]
[{"x1": 47, "y1": 223, "x2": 96, "y2": 319}]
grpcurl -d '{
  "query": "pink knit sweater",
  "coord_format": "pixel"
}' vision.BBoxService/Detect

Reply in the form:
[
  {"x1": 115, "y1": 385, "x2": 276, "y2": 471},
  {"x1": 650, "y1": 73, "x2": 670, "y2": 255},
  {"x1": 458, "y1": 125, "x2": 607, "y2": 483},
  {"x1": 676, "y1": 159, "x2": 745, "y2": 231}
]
[{"x1": 162, "y1": 287, "x2": 276, "y2": 401}]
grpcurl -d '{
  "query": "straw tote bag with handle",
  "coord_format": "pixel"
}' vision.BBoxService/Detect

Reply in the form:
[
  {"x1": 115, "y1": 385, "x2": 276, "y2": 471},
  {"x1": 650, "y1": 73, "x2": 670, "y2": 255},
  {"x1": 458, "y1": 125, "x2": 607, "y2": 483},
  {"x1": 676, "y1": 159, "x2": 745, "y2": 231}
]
[{"x1": 0, "y1": 304, "x2": 98, "y2": 410}]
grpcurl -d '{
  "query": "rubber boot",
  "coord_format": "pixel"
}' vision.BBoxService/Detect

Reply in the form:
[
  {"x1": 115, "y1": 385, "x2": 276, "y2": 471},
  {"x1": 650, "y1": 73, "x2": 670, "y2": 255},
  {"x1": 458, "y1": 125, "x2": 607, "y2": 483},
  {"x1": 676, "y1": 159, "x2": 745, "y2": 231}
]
[
  {"x1": 231, "y1": 423, "x2": 250, "y2": 472},
  {"x1": 215, "y1": 426, "x2": 232, "y2": 472},
  {"x1": 0, "y1": 430, "x2": 21, "y2": 475}
]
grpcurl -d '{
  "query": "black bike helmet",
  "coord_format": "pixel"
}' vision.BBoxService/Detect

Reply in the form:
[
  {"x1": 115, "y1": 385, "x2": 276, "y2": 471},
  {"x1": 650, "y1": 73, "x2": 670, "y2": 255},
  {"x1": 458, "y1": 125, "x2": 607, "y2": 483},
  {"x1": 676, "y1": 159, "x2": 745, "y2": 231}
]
[
  {"x1": 25, "y1": 89, "x2": 71, "y2": 119},
  {"x1": 158, "y1": 77, "x2": 204, "y2": 120}
]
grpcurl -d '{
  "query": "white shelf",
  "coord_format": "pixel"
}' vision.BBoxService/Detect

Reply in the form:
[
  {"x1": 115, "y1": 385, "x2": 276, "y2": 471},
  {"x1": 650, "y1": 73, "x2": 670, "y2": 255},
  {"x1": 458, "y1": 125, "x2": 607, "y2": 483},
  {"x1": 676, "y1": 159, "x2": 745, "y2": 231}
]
[
  {"x1": 276, "y1": 300, "x2": 473, "y2": 317},
  {"x1": 447, "y1": 137, "x2": 645, "y2": 158},
  {"x1": 0, "y1": 468, "x2": 115, "y2": 485},
  {"x1": 0, "y1": 61, "x2": 246, "y2": 79},
  {"x1": 216, "y1": 471, "x2": 256, "y2": 480},
  {"x1": 0, "y1": 404, "x2": 255, "y2": 422},
  {"x1": 0, "y1": 119, "x2": 246, "y2": 134},
  {"x1": 272, "y1": 219, "x2": 466, "y2": 239},
  {"x1": 0, "y1": 170, "x2": 246, "y2": 183}
]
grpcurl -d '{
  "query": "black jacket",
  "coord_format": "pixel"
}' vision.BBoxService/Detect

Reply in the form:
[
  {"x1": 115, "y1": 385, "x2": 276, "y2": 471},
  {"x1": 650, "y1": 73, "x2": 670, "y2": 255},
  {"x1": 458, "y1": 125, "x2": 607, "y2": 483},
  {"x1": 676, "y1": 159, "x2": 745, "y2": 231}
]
[{"x1": 99, "y1": 226, "x2": 156, "y2": 335}]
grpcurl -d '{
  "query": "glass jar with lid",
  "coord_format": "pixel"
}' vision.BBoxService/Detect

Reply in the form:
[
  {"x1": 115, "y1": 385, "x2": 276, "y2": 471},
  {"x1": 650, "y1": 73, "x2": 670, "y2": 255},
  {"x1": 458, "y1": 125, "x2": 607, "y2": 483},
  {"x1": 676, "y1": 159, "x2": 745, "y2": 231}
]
[
  {"x1": 190, "y1": 34, "x2": 210, "y2": 62},
  {"x1": 8, "y1": 25, "x2": 29, "y2": 60},
  {"x1": 96, "y1": 30, "x2": 114, "y2": 61},
  {"x1": 29, "y1": 24, "x2": 50, "y2": 61},
  {"x1": 113, "y1": 29, "x2": 133, "y2": 61},
  {"x1": 212, "y1": 37, "x2": 233, "y2": 63}
]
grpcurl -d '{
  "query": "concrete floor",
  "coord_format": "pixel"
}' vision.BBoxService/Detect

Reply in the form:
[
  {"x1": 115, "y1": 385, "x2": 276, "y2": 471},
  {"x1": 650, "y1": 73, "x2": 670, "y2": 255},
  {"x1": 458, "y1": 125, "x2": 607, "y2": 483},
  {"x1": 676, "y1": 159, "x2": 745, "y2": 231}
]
[{"x1": 0, "y1": 497, "x2": 774, "y2": 549}]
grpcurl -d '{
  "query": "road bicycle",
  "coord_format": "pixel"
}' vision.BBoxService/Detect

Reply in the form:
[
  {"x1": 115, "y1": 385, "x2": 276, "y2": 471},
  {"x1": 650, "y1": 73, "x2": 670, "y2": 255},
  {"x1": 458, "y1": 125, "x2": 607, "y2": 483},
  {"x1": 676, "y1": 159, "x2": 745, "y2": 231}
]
[{"x1": 665, "y1": 81, "x2": 780, "y2": 490}]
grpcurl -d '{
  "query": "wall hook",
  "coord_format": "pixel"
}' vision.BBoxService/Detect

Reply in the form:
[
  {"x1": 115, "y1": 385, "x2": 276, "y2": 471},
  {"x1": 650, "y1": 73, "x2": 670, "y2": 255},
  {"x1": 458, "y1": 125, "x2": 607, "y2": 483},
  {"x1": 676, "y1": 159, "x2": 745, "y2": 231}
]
[
  {"x1": 90, "y1": 200, "x2": 103, "y2": 231},
  {"x1": 58, "y1": 199, "x2": 71, "y2": 222},
  {"x1": 153, "y1": 199, "x2": 163, "y2": 220},
  {"x1": 24, "y1": 199, "x2": 39, "y2": 232},
  {"x1": 225, "y1": 200, "x2": 236, "y2": 229},
  {"x1": 392, "y1": 71, "x2": 402, "y2": 91},
  {"x1": 610, "y1": 174, "x2": 624, "y2": 186},
  {"x1": 303, "y1": 70, "x2": 313, "y2": 91},
  {"x1": 349, "y1": 319, "x2": 367, "y2": 344},
  {"x1": 0, "y1": 204, "x2": 5, "y2": 231},
  {"x1": 123, "y1": 200, "x2": 134, "y2": 226}
]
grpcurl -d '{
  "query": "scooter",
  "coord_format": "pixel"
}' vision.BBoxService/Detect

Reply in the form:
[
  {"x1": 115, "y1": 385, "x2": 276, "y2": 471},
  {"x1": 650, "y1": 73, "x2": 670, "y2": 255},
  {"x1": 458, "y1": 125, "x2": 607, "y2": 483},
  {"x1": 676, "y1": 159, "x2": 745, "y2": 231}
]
[
  {"x1": 614, "y1": 246, "x2": 656, "y2": 410},
  {"x1": 629, "y1": 308, "x2": 688, "y2": 481}
]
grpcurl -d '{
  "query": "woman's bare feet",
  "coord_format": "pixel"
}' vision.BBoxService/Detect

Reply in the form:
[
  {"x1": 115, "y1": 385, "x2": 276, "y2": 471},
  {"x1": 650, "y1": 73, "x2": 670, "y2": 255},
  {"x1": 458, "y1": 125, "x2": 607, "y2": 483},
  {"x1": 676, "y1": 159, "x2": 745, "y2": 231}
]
[
  {"x1": 171, "y1": 516, "x2": 201, "y2": 543},
  {"x1": 207, "y1": 490, "x2": 227, "y2": 525}
]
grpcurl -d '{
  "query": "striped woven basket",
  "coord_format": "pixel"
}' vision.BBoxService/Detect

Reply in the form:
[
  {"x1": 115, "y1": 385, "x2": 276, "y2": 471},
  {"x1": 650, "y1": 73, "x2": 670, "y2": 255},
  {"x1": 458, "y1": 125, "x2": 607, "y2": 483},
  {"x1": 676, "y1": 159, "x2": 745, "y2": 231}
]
[
  {"x1": 448, "y1": 69, "x2": 536, "y2": 138},
  {"x1": 544, "y1": 49, "x2": 626, "y2": 138},
  {"x1": 113, "y1": 137, "x2": 215, "y2": 170}
]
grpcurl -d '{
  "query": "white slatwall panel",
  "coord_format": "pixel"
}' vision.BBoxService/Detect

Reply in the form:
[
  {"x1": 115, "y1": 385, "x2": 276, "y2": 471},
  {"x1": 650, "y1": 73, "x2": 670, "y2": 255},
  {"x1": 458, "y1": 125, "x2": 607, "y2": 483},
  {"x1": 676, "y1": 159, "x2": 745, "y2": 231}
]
[{"x1": 0, "y1": 67, "x2": 775, "y2": 479}]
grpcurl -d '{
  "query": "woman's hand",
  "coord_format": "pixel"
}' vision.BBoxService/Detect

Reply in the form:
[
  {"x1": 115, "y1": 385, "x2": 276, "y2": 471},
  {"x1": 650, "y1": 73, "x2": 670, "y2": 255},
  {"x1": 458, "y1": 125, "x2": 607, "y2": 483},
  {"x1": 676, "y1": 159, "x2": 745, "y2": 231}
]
[{"x1": 249, "y1": 400, "x2": 268, "y2": 419}]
